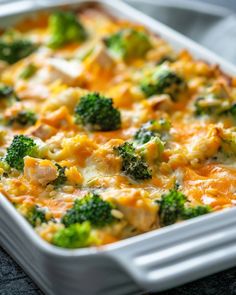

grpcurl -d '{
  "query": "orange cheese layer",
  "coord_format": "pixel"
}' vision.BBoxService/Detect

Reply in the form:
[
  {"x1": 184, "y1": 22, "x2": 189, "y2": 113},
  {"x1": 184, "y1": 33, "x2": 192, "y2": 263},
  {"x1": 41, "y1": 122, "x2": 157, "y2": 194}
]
[{"x1": 1, "y1": 6, "x2": 236, "y2": 246}]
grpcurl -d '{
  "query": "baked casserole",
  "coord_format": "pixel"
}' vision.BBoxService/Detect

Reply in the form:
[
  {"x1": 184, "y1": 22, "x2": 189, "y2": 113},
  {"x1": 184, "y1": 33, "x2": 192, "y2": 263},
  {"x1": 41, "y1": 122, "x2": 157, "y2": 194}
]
[{"x1": 0, "y1": 6, "x2": 236, "y2": 249}]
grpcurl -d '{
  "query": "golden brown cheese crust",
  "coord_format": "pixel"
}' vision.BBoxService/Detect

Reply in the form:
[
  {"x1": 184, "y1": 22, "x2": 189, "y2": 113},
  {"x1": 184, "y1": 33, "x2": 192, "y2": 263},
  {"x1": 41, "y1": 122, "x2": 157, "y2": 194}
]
[{"x1": 1, "y1": 7, "x2": 236, "y2": 247}]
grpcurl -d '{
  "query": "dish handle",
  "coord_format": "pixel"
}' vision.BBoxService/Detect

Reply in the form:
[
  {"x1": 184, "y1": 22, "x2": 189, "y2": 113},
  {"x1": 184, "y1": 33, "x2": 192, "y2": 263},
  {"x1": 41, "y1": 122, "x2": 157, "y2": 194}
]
[{"x1": 108, "y1": 209, "x2": 236, "y2": 292}]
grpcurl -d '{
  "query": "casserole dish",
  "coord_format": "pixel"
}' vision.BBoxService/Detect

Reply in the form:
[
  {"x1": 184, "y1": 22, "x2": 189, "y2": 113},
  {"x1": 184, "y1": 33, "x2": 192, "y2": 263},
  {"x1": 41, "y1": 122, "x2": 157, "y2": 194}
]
[{"x1": 1, "y1": 1, "x2": 236, "y2": 294}]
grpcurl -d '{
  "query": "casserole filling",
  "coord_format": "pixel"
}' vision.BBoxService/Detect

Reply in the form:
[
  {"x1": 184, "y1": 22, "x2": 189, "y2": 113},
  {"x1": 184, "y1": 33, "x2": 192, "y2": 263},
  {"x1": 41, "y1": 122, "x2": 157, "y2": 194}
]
[{"x1": 1, "y1": 7, "x2": 236, "y2": 248}]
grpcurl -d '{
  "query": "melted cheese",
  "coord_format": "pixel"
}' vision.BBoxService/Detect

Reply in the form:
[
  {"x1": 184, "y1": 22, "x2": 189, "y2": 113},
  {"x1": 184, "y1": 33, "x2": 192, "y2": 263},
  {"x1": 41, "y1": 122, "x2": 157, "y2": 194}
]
[{"x1": 1, "y1": 7, "x2": 236, "y2": 247}]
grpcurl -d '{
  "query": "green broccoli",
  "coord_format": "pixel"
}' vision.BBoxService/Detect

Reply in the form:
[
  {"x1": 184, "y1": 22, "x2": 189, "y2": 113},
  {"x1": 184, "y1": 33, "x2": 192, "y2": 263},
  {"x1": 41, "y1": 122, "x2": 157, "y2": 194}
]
[
  {"x1": 53, "y1": 222, "x2": 95, "y2": 249},
  {"x1": 134, "y1": 118, "x2": 171, "y2": 144},
  {"x1": 51, "y1": 163, "x2": 67, "y2": 187},
  {"x1": 157, "y1": 55, "x2": 175, "y2": 65},
  {"x1": 26, "y1": 205, "x2": 47, "y2": 227},
  {"x1": 194, "y1": 96, "x2": 211, "y2": 116},
  {"x1": 181, "y1": 206, "x2": 211, "y2": 220},
  {"x1": 218, "y1": 128, "x2": 236, "y2": 156},
  {"x1": 134, "y1": 125, "x2": 156, "y2": 145},
  {"x1": 228, "y1": 104, "x2": 236, "y2": 118},
  {"x1": 7, "y1": 110, "x2": 37, "y2": 127},
  {"x1": 19, "y1": 63, "x2": 37, "y2": 80},
  {"x1": 134, "y1": 120, "x2": 167, "y2": 163},
  {"x1": 62, "y1": 192, "x2": 117, "y2": 227},
  {"x1": 0, "y1": 39, "x2": 37, "y2": 64},
  {"x1": 0, "y1": 84, "x2": 19, "y2": 102},
  {"x1": 114, "y1": 142, "x2": 152, "y2": 181},
  {"x1": 197, "y1": 99, "x2": 236, "y2": 118},
  {"x1": 48, "y1": 11, "x2": 87, "y2": 49},
  {"x1": 140, "y1": 66, "x2": 185, "y2": 100},
  {"x1": 157, "y1": 189, "x2": 211, "y2": 226},
  {"x1": 104, "y1": 28, "x2": 152, "y2": 61},
  {"x1": 75, "y1": 93, "x2": 121, "y2": 131},
  {"x1": 157, "y1": 189, "x2": 187, "y2": 226},
  {"x1": 5, "y1": 135, "x2": 38, "y2": 171},
  {"x1": 194, "y1": 95, "x2": 231, "y2": 116},
  {"x1": 194, "y1": 83, "x2": 233, "y2": 117}
]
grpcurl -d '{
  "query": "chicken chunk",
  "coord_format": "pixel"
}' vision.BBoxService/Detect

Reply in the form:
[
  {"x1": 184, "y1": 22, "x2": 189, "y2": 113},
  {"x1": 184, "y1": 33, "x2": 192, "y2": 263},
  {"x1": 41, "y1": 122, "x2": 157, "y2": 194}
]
[
  {"x1": 46, "y1": 58, "x2": 85, "y2": 86},
  {"x1": 28, "y1": 124, "x2": 57, "y2": 141},
  {"x1": 24, "y1": 156, "x2": 58, "y2": 186},
  {"x1": 43, "y1": 87, "x2": 86, "y2": 113},
  {"x1": 41, "y1": 106, "x2": 73, "y2": 129},
  {"x1": 84, "y1": 43, "x2": 115, "y2": 71},
  {"x1": 88, "y1": 139, "x2": 123, "y2": 175},
  {"x1": 186, "y1": 125, "x2": 221, "y2": 165},
  {"x1": 104, "y1": 189, "x2": 158, "y2": 232}
]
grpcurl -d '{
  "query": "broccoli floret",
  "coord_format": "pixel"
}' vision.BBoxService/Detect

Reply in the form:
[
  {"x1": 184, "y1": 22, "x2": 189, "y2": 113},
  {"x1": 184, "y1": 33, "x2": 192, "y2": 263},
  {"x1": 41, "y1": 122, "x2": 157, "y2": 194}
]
[
  {"x1": 51, "y1": 163, "x2": 67, "y2": 187},
  {"x1": 194, "y1": 83, "x2": 233, "y2": 117},
  {"x1": 181, "y1": 206, "x2": 211, "y2": 220},
  {"x1": 218, "y1": 128, "x2": 236, "y2": 156},
  {"x1": 48, "y1": 11, "x2": 87, "y2": 49},
  {"x1": 228, "y1": 104, "x2": 236, "y2": 117},
  {"x1": 0, "y1": 85, "x2": 14, "y2": 99},
  {"x1": 157, "y1": 189, "x2": 187, "y2": 226},
  {"x1": 8, "y1": 110, "x2": 37, "y2": 127},
  {"x1": 134, "y1": 120, "x2": 167, "y2": 163},
  {"x1": 0, "y1": 84, "x2": 19, "y2": 102},
  {"x1": 134, "y1": 125, "x2": 156, "y2": 145},
  {"x1": 53, "y1": 222, "x2": 95, "y2": 249},
  {"x1": 139, "y1": 136, "x2": 165, "y2": 165},
  {"x1": 19, "y1": 63, "x2": 37, "y2": 80},
  {"x1": 134, "y1": 119, "x2": 170, "y2": 144},
  {"x1": 194, "y1": 96, "x2": 211, "y2": 116},
  {"x1": 75, "y1": 93, "x2": 121, "y2": 131},
  {"x1": 157, "y1": 55, "x2": 175, "y2": 65},
  {"x1": 26, "y1": 205, "x2": 47, "y2": 227},
  {"x1": 194, "y1": 94, "x2": 236, "y2": 118},
  {"x1": 141, "y1": 66, "x2": 185, "y2": 100},
  {"x1": 105, "y1": 28, "x2": 152, "y2": 61},
  {"x1": 157, "y1": 189, "x2": 211, "y2": 226},
  {"x1": 194, "y1": 95, "x2": 232, "y2": 116},
  {"x1": 62, "y1": 192, "x2": 117, "y2": 227},
  {"x1": 114, "y1": 142, "x2": 152, "y2": 181},
  {"x1": 0, "y1": 39, "x2": 37, "y2": 64},
  {"x1": 5, "y1": 135, "x2": 38, "y2": 171},
  {"x1": 196, "y1": 98, "x2": 236, "y2": 118}
]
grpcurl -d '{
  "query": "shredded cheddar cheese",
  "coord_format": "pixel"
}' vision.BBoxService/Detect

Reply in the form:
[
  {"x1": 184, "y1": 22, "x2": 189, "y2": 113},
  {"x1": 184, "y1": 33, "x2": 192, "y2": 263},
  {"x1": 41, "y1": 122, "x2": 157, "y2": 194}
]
[{"x1": 1, "y1": 6, "x2": 236, "y2": 248}]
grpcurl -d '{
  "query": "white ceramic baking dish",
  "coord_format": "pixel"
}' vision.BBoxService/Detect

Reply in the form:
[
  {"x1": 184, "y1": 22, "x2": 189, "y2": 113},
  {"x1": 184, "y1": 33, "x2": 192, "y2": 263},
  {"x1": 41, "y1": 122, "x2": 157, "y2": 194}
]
[{"x1": 1, "y1": 1, "x2": 236, "y2": 294}]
